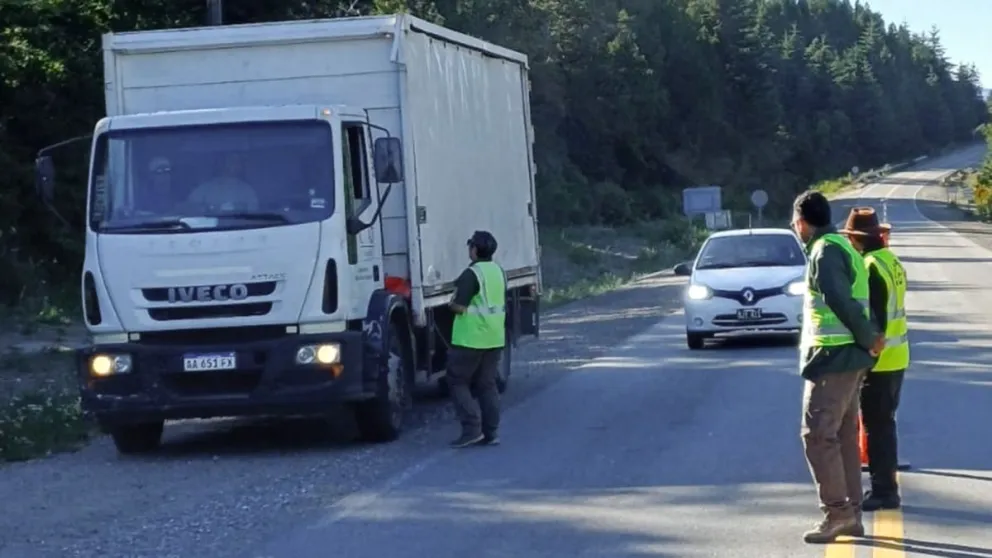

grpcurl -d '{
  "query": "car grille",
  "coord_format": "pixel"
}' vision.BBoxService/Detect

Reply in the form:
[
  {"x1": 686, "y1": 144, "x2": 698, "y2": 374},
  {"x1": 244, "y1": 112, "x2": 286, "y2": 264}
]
[
  {"x1": 711, "y1": 287, "x2": 784, "y2": 306},
  {"x1": 712, "y1": 312, "x2": 788, "y2": 327}
]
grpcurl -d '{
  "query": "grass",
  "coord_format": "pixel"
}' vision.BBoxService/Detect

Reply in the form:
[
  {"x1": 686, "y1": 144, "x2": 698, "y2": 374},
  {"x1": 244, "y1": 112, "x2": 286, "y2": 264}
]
[
  {"x1": 538, "y1": 219, "x2": 708, "y2": 308},
  {"x1": 0, "y1": 345, "x2": 93, "y2": 462},
  {"x1": 812, "y1": 176, "x2": 855, "y2": 196}
]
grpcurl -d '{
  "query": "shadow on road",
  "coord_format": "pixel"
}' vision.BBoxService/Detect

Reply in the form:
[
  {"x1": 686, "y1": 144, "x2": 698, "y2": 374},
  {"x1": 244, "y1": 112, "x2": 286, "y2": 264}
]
[{"x1": 848, "y1": 536, "x2": 992, "y2": 558}]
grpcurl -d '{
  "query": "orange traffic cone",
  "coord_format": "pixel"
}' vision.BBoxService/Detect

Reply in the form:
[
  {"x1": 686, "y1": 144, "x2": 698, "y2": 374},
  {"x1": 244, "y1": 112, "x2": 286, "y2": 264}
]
[
  {"x1": 859, "y1": 411, "x2": 912, "y2": 472},
  {"x1": 859, "y1": 413, "x2": 870, "y2": 472}
]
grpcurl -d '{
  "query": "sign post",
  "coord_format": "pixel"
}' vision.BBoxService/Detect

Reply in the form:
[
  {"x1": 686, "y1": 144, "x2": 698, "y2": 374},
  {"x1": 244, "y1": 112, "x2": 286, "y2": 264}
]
[{"x1": 750, "y1": 189, "x2": 768, "y2": 226}]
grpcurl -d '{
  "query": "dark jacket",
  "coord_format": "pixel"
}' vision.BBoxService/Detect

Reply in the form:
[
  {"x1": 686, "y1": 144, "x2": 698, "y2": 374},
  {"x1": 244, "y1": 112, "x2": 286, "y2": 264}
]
[{"x1": 799, "y1": 226, "x2": 879, "y2": 380}]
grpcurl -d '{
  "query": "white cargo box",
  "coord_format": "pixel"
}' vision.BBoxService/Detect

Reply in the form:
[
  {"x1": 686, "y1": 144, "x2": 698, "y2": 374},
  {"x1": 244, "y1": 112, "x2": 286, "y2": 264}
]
[{"x1": 102, "y1": 14, "x2": 540, "y2": 311}]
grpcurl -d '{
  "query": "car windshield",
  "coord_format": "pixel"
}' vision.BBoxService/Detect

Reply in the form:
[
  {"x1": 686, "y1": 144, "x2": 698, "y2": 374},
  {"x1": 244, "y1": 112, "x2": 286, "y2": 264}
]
[
  {"x1": 88, "y1": 120, "x2": 334, "y2": 233},
  {"x1": 695, "y1": 233, "x2": 805, "y2": 269}
]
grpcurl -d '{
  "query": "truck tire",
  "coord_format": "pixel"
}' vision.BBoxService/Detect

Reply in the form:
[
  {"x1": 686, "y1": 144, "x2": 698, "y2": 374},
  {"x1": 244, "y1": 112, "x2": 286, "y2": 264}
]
[
  {"x1": 354, "y1": 319, "x2": 411, "y2": 443},
  {"x1": 109, "y1": 421, "x2": 164, "y2": 455},
  {"x1": 496, "y1": 341, "x2": 512, "y2": 393}
]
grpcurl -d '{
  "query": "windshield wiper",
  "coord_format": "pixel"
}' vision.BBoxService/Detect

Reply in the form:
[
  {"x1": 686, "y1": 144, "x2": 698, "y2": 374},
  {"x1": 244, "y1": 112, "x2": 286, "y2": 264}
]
[
  {"x1": 100, "y1": 218, "x2": 191, "y2": 232},
  {"x1": 207, "y1": 211, "x2": 289, "y2": 223}
]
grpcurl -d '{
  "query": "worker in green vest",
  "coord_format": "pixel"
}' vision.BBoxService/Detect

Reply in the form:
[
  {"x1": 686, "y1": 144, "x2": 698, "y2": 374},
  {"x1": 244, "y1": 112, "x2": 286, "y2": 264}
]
[
  {"x1": 841, "y1": 207, "x2": 909, "y2": 512},
  {"x1": 791, "y1": 191, "x2": 885, "y2": 544},
  {"x1": 447, "y1": 230, "x2": 507, "y2": 448}
]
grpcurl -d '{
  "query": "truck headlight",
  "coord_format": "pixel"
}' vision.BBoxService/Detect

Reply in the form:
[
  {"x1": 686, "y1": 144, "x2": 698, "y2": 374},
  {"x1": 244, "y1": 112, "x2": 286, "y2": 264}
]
[
  {"x1": 295, "y1": 343, "x2": 341, "y2": 365},
  {"x1": 90, "y1": 354, "x2": 133, "y2": 377},
  {"x1": 786, "y1": 281, "x2": 806, "y2": 296},
  {"x1": 687, "y1": 284, "x2": 713, "y2": 300}
]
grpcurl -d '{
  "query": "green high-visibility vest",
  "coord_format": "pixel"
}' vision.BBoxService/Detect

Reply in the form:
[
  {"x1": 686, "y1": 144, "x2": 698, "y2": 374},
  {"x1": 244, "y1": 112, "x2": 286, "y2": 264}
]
[
  {"x1": 451, "y1": 261, "x2": 507, "y2": 349},
  {"x1": 865, "y1": 248, "x2": 910, "y2": 372},
  {"x1": 800, "y1": 233, "x2": 870, "y2": 350}
]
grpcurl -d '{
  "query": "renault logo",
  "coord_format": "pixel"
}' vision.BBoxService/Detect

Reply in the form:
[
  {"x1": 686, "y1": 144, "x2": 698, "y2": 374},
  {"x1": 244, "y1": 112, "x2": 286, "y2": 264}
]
[{"x1": 742, "y1": 288, "x2": 755, "y2": 303}]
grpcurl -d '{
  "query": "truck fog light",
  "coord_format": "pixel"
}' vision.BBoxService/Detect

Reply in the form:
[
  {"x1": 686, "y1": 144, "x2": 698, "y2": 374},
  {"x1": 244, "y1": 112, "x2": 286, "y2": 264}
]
[
  {"x1": 295, "y1": 343, "x2": 341, "y2": 365},
  {"x1": 315, "y1": 344, "x2": 340, "y2": 364},
  {"x1": 295, "y1": 346, "x2": 316, "y2": 365},
  {"x1": 90, "y1": 354, "x2": 132, "y2": 377}
]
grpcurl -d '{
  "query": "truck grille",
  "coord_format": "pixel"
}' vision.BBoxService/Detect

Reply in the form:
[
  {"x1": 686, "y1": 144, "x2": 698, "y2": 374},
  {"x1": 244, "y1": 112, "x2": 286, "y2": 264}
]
[
  {"x1": 141, "y1": 281, "x2": 277, "y2": 302},
  {"x1": 148, "y1": 302, "x2": 272, "y2": 321},
  {"x1": 137, "y1": 325, "x2": 288, "y2": 346}
]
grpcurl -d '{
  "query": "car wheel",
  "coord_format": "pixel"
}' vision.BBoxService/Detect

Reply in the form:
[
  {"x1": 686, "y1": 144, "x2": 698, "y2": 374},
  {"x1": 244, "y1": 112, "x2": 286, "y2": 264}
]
[{"x1": 686, "y1": 332, "x2": 706, "y2": 350}]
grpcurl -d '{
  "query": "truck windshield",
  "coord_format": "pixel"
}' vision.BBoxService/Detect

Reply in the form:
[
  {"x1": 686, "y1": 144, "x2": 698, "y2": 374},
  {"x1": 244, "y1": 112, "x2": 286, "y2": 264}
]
[{"x1": 89, "y1": 120, "x2": 334, "y2": 233}]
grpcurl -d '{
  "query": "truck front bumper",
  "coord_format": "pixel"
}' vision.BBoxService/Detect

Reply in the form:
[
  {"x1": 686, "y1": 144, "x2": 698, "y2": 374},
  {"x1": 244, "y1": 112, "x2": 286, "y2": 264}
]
[{"x1": 77, "y1": 330, "x2": 368, "y2": 425}]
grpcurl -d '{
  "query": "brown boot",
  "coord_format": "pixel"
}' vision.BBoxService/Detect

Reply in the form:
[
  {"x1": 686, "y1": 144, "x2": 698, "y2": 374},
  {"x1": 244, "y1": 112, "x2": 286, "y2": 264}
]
[{"x1": 803, "y1": 516, "x2": 865, "y2": 544}]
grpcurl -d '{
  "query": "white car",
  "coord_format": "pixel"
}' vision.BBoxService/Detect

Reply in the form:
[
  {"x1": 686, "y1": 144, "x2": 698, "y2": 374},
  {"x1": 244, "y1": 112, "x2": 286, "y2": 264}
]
[{"x1": 674, "y1": 228, "x2": 807, "y2": 350}]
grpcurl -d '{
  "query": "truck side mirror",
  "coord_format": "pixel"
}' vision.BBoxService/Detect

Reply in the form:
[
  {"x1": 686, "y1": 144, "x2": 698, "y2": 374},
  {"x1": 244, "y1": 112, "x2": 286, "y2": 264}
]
[
  {"x1": 35, "y1": 155, "x2": 55, "y2": 201},
  {"x1": 673, "y1": 262, "x2": 692, "y2": 276},
  {"x1": 373, "y1": 137, "x2": 404, "y2": 183}
]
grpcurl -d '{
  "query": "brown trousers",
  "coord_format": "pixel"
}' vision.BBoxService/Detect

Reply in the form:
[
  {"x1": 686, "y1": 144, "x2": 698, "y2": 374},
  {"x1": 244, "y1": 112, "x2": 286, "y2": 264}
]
[{"x1": 801, "y1": 368, "x2": 868, "y2": 520}]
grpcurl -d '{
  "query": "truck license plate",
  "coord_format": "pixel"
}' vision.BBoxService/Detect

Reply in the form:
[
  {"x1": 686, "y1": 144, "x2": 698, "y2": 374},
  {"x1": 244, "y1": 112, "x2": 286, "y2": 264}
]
[
  {"x1": 737, "y1": 308, "x2": 763, "y2": 320},
  {"x1": 182, "y1": 352, "x2": 237, "y2": 372}
]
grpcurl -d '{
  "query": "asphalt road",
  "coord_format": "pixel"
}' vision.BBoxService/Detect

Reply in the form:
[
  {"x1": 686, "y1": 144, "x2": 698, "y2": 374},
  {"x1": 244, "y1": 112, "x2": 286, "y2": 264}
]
[
  {"x1": 255, "y1": 144, "x2": 992, "y2": 558},
  {"x1": 2, "y1": 146, "x2": 989, "y2": 558}
]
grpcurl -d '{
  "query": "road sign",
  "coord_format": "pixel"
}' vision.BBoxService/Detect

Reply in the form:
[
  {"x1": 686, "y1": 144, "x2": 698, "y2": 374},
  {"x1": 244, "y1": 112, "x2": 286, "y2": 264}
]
[
  {"x1": 705, "y1": 210, "x2": 732, "y2": 230},
  {"x1": 851, "y1": 166, "x2": 860, "y2": 175},
  {"x1": 682, "y1": 186, "x2": 722, "y2": 217},
  {"x1": 750, "y1": 189, "x2": 768, "y2": 209}
]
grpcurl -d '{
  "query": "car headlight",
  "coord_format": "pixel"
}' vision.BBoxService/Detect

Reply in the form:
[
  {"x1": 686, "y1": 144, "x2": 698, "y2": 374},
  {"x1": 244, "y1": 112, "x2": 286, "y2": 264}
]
[
  {"x1": 786, "y1": 281, "x2": 806, "y2": 296},
  {"x1": 295, "y1": 343, "x2": 341, "y2": 365},
  {"x1": 687, "y1": 284, "x2": 713, "y2": 300},
  {"x1": 90, "y1": 354, "x2": 133, "y2": 377}
]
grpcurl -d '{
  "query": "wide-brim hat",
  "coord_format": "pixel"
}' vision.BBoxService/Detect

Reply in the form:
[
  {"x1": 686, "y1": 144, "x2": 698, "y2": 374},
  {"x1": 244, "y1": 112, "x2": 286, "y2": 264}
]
[{"x1": 839, "y1": 206, "x2": 892, "y2": 236}]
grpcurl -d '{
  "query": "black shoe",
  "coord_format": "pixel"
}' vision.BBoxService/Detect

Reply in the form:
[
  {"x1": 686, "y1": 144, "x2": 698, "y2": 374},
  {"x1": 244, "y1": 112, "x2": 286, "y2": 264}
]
[
  {"x1": 481, "y1": 434, "x2": 500, "y2": 446},
  {"x1": 862, "y1": 490, "x2": 901, "y2": 511},
  {"x1": 450, "y1": 433, "x2": 484, "y2": 448}
]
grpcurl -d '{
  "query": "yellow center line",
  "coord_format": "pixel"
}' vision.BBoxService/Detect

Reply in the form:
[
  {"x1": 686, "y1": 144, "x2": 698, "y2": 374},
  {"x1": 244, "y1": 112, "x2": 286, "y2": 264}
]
[
  {"x1": 823, "y1": 471, "x2": 907, "y2": 558},
  {"x1": 871, "y1": 509, "x2": 906, "y2": 557},
  {"x1": 824, "y1": 538, "x2": 856, "y2": 558}
]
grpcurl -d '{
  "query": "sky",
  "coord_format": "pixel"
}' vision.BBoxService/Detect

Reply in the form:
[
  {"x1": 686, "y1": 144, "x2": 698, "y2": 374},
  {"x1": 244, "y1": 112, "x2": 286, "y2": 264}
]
[{"x1": 864, "y1": 0, "x2": 992, "y2": 90}]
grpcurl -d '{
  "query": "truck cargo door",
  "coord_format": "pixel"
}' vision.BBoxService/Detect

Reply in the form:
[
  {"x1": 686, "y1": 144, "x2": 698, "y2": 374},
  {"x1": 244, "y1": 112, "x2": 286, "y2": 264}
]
[{"x1": 342, "y1": 121, "x2": 383, "y2": 317}]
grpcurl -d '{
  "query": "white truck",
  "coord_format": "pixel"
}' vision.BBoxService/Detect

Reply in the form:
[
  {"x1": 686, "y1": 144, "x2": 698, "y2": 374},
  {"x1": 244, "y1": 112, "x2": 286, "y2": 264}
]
[{"x1": 34, "y1": 14, "x2": 542, "y2": 454}]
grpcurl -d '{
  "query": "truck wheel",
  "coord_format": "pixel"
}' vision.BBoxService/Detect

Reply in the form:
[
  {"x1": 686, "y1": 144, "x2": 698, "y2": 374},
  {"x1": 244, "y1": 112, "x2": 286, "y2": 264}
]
[
  {"x1": 354, "y1": 319, "x2": 411, "y2": 443},
  {"x1": 496, "y1": 342, "x2": 512, "y2": 393},
  {"x1": 109, "y1": 421, "x2": 164, "y2": 455}
]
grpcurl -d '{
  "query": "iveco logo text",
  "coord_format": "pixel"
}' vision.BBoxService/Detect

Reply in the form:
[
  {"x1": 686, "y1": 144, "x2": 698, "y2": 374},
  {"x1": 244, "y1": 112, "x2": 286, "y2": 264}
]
[{"x1": 167, "y1": 284, "x2": 249, "y2": 303}]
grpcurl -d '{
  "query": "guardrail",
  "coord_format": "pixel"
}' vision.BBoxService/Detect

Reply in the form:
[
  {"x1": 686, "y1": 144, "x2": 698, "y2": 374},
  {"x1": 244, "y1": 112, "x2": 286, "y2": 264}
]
[{"x1": 853, "y1": 155, "x2": 927, "y2": 188}]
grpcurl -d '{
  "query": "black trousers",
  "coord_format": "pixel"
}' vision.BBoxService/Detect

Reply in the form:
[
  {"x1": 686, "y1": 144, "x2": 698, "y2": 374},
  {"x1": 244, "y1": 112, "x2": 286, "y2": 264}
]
[
  {"x1": 860, "y1": 370, "x2": 905, "y2": 495},
  {"x1": 448, "y1": 347, "x2": 501, "y2": 437}
]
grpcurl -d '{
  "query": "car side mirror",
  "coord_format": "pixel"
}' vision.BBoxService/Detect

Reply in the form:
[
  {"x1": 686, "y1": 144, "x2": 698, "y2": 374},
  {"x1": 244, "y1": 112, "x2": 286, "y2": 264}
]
[
  {"x1": 373, "y1": 137, "x2": 404, "y2": 183},
  {"x1": 673, "y1": 262, "x2": 692, "y2": 276}
]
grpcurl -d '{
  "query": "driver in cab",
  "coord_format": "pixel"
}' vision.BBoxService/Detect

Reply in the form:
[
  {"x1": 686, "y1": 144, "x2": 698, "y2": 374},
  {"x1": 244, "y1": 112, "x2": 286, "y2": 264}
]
[{"x1": 187, "y1": 152, "x2": 260, "y2": 211}]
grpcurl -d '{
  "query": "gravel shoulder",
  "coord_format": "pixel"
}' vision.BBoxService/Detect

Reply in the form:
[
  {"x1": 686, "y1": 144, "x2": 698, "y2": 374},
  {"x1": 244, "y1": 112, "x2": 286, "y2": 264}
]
[{"x1": 0, "y1": 266, "x2": 688, "y2": 558}]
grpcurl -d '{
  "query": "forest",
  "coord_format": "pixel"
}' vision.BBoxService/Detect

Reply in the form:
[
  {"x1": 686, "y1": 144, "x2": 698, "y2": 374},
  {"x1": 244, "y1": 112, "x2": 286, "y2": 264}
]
[{"x1": 1, "y1": 0, "x2": 988, "y2": 307}]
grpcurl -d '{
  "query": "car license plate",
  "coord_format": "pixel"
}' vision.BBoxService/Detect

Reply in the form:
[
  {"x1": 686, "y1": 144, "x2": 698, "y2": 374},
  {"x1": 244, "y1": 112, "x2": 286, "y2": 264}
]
[
  {"x1": 737, "y1": 308, "x2": 763, "y2": 320},
  {"x1": 182, "y1": 352, "x2": 236, "y2": 372}
]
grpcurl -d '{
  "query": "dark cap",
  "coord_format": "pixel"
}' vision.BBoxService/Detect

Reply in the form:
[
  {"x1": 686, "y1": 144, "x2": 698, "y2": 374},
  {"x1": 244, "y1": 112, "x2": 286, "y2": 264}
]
[{"x1": 467, "y1": 230, "x2": 498, "y2": 256}]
